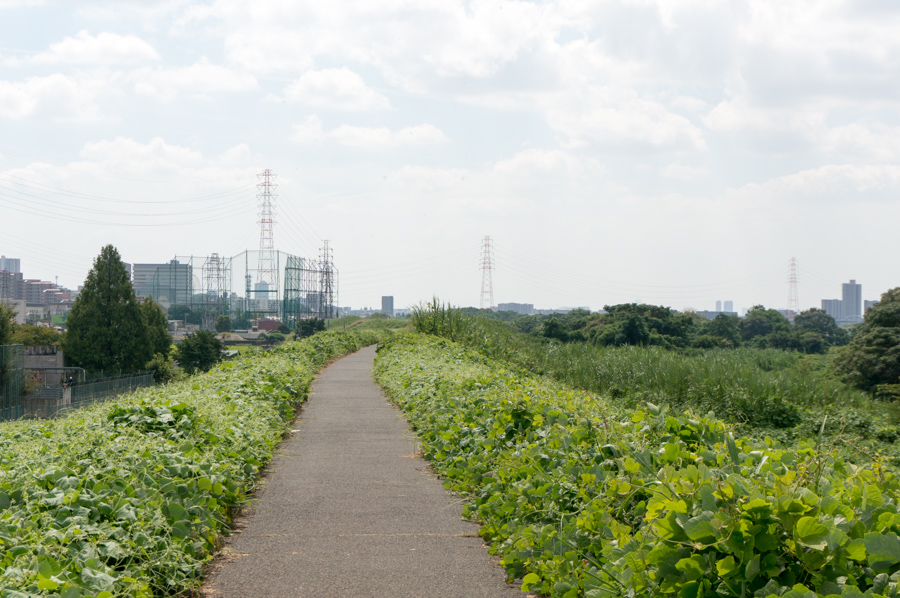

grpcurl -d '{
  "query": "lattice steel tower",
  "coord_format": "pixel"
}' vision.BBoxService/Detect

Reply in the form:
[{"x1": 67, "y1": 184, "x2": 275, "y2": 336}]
[
  {"x1": 479, "y1": 235, "x2": 494, "y2": 310},
  {"x1": 256, "y1": 169, "x2": 278, "y2": 286},
  {"x1": 787, "y1": 257, "x2": 799, "y2": 320},
  {"x1": 319, "y1": 241, "x2": 335, "y2": 319}
]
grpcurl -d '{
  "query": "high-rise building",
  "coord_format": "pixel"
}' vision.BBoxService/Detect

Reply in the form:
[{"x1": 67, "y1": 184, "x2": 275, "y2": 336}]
[
  {"x1": 0, "y1": 271, "x2": 24, "y2": 300},
  {"x1": 497, "y1": 302, "x2": 534, "y2": 315},
  {"x1": 842, "y1": 279, "x2": 862, "y2": 322},
  {"x1": 381, "y1": 296, "x2": 394, "y2": 317},
  {"x1": 821, "y1": 299, "x2": 842, "y2": 321},
  {"x1": 0, "y1": 256, "x2": 20, "y2": 273},
  {"x1": 716, "y1": 300, "x2": 722, "y2": 311},
  {"x1": 865, "y1": 300, "x2": 880, "y2": 313},
  {"x1": 724, "y1": 300, "x2": 733, "y2": 312}
]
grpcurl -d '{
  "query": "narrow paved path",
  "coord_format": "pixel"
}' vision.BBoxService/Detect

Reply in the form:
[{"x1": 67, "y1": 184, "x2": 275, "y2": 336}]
[{"x1": 202, "y1": 345, "x2": 528, "y2": 598}]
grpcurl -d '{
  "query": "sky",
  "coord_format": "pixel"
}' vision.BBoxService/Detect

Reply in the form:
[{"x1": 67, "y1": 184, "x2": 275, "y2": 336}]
[{"x1": 1, "y1": 0, "x2": 898, "y2": 314}]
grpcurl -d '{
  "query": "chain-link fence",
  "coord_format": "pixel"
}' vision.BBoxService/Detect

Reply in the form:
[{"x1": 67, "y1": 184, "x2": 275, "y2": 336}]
[
  {"x1": 0, "y1": 350, "x2": 153, "y2": 421},
  {"x1": 25, "y1": 372, "x2": 154, "y2": 419},
  {"x1": 0, "y1": 344, "x2": 25, "y2": 421}
]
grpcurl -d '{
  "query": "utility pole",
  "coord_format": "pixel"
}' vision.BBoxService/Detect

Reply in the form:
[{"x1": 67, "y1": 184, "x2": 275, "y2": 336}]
[
  {"x1": 256, "y1": 169, "x2": 277, "y2": 315},
  {"x1": 479, "y1": 235, "x2": 494, "y2": 310},
  {"x1": 787, "y1": 257, "x2": 799, "y2": 321},
  {"x1": 319, "y1": 241, "x2": 335, "y2": 320}
]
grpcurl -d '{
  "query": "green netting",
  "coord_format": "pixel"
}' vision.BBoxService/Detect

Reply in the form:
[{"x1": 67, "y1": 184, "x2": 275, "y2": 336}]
[{"x1": 0, "y1": 344, "x2": 25, "y2": 421}]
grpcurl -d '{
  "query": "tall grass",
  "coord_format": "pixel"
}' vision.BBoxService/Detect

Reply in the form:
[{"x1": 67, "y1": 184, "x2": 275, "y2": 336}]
[{"x1": 416, "y1": 310, "x2": 873, "y2": 429}]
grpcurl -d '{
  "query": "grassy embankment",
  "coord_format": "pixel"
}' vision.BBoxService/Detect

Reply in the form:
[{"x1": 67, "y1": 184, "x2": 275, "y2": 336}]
[
  {"x1": 417, "y1": 311, "x2": 898, "y2": 455},
  {"x1": 0, "y1": 328, "x2": 386, "y2": 597},
  {"x1": 375, "y1": 333, "x2": 900, "y2": 598}
]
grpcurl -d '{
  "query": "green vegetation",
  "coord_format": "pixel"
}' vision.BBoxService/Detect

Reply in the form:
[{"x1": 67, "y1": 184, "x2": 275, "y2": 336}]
[
  {"x1": 414, "y1": 311, "x2": 877, "y2": 434},
  {"x1": 214, "y1": 315, "x2": 232, "y2": 333},
  {"x1": 63, "y1": 246, "x2": 168, "y2": 374},
  {"x1": 296, "y1": 318, "x2": 326, "y2": 339},
  {"x1": 0, "y1": 329, "x2": 384, "y2": 597},
  {"x1": 375, "y1": 334, "x2": 900, "y2": 598},
  {"x1": 0, "y1": 303, "x2": 15, "y2": 346},
  {"x1": 167, "y1": 305, "x2": 202, "y2": 326},
  {"x1": 468, "y1": 304, "x2": 848, "y2": 354},
  {"x1": 835, "y1": 288, "x2": 900, "y2": 395},
  {"x1": 175, "y1": 330, "x2": 225, "y2": 375},
  {"x1": 10, "y1": 324, "x2": 61, "y2": 347}
]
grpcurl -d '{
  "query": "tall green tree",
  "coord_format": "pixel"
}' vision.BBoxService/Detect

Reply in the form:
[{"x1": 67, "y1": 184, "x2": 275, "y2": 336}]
[
  {"x1": 63, "y1": 245, "x2": 152, "y2": 373},
  {"x1": 740, "y1": 306, "x2": 790, "y2": 343},
  {"x1": 0, "y1": 303, "x2": 15, "y2": 345},
  {"x1": 141, "y1": 298, "x2": 171, "y2": 357},
  {"x1": 792, "y1": 308, "x2": 848, "y2": 347},
  {"x1": 835, "y1": 287, "x2": 900, "y2": 393}
]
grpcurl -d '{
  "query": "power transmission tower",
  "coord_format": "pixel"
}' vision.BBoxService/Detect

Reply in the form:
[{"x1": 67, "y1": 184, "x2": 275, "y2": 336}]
[
  {"x1": 256, "y1": 169, "x2": 278, "y2": 287},
  {"x1": 319, "y1": 241, "x2": 335, "y2": 319},
  {"x1": 787, "y1": 257, "x2": 799, "y2": 321},
  {"x1": 479, "y1": 235, "x2": 494, "y2": 310}
]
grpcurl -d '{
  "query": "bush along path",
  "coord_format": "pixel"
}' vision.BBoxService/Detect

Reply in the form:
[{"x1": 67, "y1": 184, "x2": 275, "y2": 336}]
[
  {"x1": 0, "y1": 329, "x2": 385, "y2": 598},
  {"x1": 374, "y1": 334, "x2": 900, "y2": 598}
]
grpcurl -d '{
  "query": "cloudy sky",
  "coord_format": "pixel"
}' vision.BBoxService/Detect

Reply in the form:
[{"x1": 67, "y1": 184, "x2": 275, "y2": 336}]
[{"x1": 1, "y1": 0, "x2": 898, "y2": 313}]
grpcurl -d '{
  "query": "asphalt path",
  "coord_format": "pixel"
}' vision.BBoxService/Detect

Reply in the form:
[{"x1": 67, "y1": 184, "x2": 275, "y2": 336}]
[{"x1": 201, "y1": 344, "x2": 529, "y2": 598}]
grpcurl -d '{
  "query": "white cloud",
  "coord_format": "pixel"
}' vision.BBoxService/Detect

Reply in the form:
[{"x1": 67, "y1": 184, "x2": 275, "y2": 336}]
[
  {"x1": 728, "y1": 164, "x2": 900, "y2": 205},
  {"x1": 493, "y1": 148, "x2": 584, "y2": 177},
  {"x1": 661, "y1": 162, "x2": 708, "y2": 180},
  {"x1": 274, "y1": 68, "x2": 390, "y2": 111},
  {"x1": 179, "y1": 0, "x2": 558, "y2": 83},
  {"x1": 0, "y1": 73, "x2": 113, "y2": 122},
  {"x1": 128, "y1": 57, "x2": 257, "y2": 101},
  {"x1": 290, "y1": 116, "x2": 446, "y2": 149},
  {"x1": 18, "y1": 31, "x2": 160, "y2": 66},
  {"x1": 547, "y1": 85, "x2": 707, "y2": 150}
]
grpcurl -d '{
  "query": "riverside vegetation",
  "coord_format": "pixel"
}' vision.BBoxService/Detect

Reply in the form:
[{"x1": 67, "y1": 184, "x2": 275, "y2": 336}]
[
  {"x1": 375, "y1": 333, "x2": 900, "y2": 598},
  {"x1": 0, "y1": 329, "x2": 385, "y2": 597},
  {"x1": 412, "y1": 298, "x2": 900, "y2": 455}
]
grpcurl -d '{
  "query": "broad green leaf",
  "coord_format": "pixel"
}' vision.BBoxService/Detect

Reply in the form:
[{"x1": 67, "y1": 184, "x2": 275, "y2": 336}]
[
  {"x1": 745, "y1": 554, "x2": 760, "y2": 582},
  {"x1": 716, "y1": 556, "x2": 737, "y2": 577},
  {"x1": 795, "y1": 516, "x2": 829, "y2": 550},
  {"x1": 781, "y1": 584, "x2": 817, "y2": 598},
  {"x1": 521, "y1": 573, "x2": 541, "y2": 591},
  {"x1": 679, "y1": 581, "x2": 701, "y2": 598},
  {"x1": 865, "y1": 532, "x2": 900, "y2": 571},
  {"x1": 844, "y1": 538, "x2": 866, "y2": 562},
  {"x1": 37, "y1": 578, "x2": 59, "y2": 591},
  {"x1": 684, "y1": 512, "x2": 717, "y2": 543},
  {"x1": 676, "y1": 555, "x2": 705, "y2": 581}
]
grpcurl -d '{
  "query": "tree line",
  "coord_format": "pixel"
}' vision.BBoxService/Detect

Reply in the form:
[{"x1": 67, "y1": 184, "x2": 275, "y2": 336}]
[{"x1": 463, "y1": 290, "x2": 900, "y2": 396}]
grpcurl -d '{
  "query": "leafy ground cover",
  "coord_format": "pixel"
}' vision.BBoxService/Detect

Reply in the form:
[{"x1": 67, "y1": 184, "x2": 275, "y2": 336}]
[
  {"x1": 415, "y1": 312, "x2": 900, "y2": 454},
  {"x1": 0, "y1": 329, "x2": 383, "y2": 597},
  {"x1": 375, "y1": 334, "x2": 900, "y2": 598}
]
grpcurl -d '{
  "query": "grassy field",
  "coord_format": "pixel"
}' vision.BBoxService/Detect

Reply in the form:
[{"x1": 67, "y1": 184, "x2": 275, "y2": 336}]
[
  {"x1": 413, "y1": 311, "x2": 899, "y2": 452},
  {"x1": 375, "y1": 333, "x2": 900, "y2": 598}
]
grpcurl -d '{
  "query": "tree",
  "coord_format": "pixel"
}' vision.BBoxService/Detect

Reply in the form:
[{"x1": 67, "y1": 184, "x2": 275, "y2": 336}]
[
  {"x1": 793, "y1": 308, "x2": 848, "y2": 347},
  {"x1": 215, "y1": 315, "x2": 232, "y2": 333},
  {"x1": 141, "y1": 298, "x2": 171, "y2": 358},
  {"x1": 740, "y1": 305, "x2": 790, "y2": 342},
  {"x1": 11, "y1": 325, "x2": 61, "y2": 347},
  {"x1": 835, "y1": 287, "x2": 900, "y2": 393},
  {"x1": 167, "y1": 305, "x2": 202, "y2": 325},
  {"x1": 703, "y1": 313, "x2": 741, "y2": 347},
  {"x1": 0, "y1": 303, "x2": 15, "y2": 345},
  {"x1": 296, "y1": 318, "x2": 325, "y2": 339},
  {"x1": 63, "y1": 245, "x2": 152, "y2": 373},
  {"x1": 175, "y1": 330, "x2": 224, "y2": 375}
]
